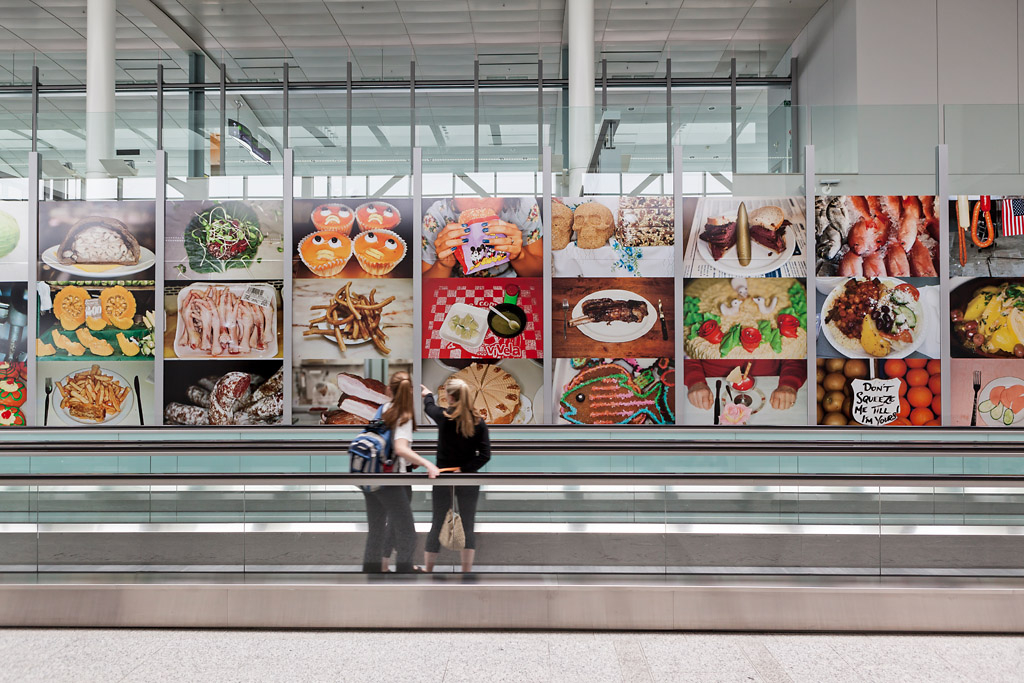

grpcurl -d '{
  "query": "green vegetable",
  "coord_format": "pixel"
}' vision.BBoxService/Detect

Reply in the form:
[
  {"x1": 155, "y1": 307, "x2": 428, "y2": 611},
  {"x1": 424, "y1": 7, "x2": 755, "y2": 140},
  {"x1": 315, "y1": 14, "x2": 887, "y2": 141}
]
[
  {"x1": 183, "y1": 203, "x2": 264, "y2": 274},
  {"x1": 719, "y1": 324, "x2": 742, "y2": 357}
]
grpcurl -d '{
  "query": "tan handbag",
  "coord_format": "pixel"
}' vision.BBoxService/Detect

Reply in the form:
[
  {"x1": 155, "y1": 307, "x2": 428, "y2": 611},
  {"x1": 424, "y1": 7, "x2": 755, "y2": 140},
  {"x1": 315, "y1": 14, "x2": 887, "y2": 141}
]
[{"x1": 438, "y1": 487, "x2": 466, "y2": 551}]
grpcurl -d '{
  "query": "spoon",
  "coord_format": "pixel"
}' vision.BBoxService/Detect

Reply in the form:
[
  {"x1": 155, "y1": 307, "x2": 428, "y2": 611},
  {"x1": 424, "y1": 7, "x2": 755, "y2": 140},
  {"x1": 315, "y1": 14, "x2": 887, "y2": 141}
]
[{"x1": 488, "y1": 306, "x2": 521, "y2": 332}]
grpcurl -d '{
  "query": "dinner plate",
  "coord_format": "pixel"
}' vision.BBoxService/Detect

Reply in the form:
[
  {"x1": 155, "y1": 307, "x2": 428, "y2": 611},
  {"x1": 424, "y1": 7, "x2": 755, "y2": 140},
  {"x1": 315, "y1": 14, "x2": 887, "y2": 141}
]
[
  {"x1": 54, "y1": 366, "x2": 134, "y2": 427},
  {"x1": 696, "y1": 230, "x2": 796, "y2": 277},
  {"x1": 820, "y1": 278, "x2": 926, "y2": 359},
  {"x1": 173, "y1": 283, "x2": 278, "y2": 359},
  {"x1": 978, "y1": 376, "x2": 1024, "y2": 427},
  {"x1": 42, "y1": 245, "x2": 156, "y2": 278},
  {"x1": 571, "y1": 289, "x2": 656, "y2": 343}
]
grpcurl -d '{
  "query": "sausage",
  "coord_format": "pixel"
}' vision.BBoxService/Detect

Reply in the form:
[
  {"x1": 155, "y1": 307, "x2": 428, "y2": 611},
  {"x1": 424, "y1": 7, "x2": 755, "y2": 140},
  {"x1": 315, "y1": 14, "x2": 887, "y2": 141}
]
[
  {"x1": 164, "y1": 402, "x2": 209, "y2": 426},
  {"x1": 198, "y1": 375, "x2": 220, "y2": 392},
  {"x1": 208, "y1": 372, "x2": 252, "y2": 425},
  {"x1": 971, "y1": 199, "x2": 995, "y2": 248},
  {"x1": 237, "y1": 392, "x2": 284, "y2": 424},
  {"x1": 186, "y1": 385, "x2": 211, "y2": 408},
  {"x1": 251, "y1": 368, "x2": 284, "y2": 403}
]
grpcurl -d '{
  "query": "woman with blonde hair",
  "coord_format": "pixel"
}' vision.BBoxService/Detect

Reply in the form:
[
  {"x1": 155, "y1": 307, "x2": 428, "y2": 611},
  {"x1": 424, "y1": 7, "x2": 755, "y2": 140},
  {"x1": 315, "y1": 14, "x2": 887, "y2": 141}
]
[
  {"x1": 361, "y1": 371, "x2": 439, "y2": 573},
  {"x1": 421, "y1": 378, "x2": 491, "y2": 572}
]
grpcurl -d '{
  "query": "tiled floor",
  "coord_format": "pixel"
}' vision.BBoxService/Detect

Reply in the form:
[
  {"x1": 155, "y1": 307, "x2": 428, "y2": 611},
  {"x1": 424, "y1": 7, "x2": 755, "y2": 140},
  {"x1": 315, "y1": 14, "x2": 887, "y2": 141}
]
[{"x1": 0, "y1": 629, "x2": 1021, "y2": 682}]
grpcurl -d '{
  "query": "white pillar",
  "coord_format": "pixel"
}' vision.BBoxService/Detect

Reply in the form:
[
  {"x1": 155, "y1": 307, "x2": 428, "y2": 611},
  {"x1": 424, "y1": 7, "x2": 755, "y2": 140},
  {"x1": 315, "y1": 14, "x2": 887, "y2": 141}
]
[
  {"x1": 567, "y1": 0, "x2": 595, "y2": 194},
  {"x1": 86, "y1": 0, "x2": 116, "y2": 178}
]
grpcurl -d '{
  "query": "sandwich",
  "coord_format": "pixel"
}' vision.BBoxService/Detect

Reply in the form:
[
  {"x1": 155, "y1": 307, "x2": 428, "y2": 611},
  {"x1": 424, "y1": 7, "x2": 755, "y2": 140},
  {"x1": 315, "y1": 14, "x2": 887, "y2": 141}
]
[
  {"x1": 748, "y1": 205, "x2": 789, "y2": 254},
  {"x1": 698, "y1": 216, "x2": 738, "y2": 261}
]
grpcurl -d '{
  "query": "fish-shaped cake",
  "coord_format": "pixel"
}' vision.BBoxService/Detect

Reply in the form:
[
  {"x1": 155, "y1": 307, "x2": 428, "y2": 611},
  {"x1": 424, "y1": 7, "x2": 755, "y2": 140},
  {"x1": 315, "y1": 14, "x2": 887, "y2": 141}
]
[{"x1": 560, "y1": 363, "x2": 674, "y2": 425}]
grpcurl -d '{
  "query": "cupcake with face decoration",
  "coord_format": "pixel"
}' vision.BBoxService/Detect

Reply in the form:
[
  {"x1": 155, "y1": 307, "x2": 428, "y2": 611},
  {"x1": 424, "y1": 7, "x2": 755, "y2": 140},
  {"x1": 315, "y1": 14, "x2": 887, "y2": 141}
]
[
  {"x1": 353, "y1": 229, "x2": 407, "y2": 276},
  {"x1": 298, "y1": 230, "x2": 353, "y2": 277},
  {"x1": 311, "y1": 204, "x2": 355, "y2": 235}
]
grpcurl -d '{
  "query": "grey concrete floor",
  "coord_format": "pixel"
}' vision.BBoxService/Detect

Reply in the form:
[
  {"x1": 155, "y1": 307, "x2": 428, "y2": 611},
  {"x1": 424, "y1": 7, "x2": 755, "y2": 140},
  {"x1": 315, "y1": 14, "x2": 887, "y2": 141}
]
[{"x1": 1, "y1": 629, "x2": 1022, "y2": 682}]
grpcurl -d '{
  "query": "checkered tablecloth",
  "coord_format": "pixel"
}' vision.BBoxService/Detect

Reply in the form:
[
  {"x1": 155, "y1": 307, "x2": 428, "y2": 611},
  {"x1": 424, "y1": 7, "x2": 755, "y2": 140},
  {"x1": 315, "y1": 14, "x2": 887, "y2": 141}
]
[{"x1": 424, "y1": 280, "x2": 542, "y2": 359}]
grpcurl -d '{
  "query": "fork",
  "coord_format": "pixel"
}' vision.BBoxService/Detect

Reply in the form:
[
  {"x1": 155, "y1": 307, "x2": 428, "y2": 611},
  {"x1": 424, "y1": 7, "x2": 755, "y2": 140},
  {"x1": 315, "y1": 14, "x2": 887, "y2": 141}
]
[
  {"x1": 44, "y1": 377, "x2": 53, "y2": 427},
  {"x1": 561, "y1": 298, "x2": 569, "y2": 340},
  {"x1": 971, "y1": 369, "x2": 982, "y2": 427}
]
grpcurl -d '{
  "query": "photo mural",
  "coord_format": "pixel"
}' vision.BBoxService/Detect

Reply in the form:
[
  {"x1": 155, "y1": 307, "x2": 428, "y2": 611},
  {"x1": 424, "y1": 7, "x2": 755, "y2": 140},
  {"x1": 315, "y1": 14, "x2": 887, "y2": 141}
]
[{"x1": 4, "y1": 185, "x2": 1021, "y2": 430}]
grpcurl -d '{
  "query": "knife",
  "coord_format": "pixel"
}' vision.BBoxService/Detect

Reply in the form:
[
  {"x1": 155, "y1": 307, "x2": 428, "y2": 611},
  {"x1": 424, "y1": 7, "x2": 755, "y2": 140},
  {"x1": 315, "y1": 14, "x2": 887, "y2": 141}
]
[
  {"x1": 658, "y1": 299, "x2": 668, "y2": 340},
  {"x1": 713, "y1": 380, "x2": 722, "y2": 425},
  {"x1": 134, "y1": 375, "x2": 144, "y2": 425}
]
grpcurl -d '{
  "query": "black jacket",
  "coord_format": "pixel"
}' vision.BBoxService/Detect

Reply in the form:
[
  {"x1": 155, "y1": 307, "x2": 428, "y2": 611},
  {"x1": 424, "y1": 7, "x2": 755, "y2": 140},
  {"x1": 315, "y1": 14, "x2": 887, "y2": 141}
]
[{"x1": 424, "y1": 394, "x2": 491, "y2": 473}]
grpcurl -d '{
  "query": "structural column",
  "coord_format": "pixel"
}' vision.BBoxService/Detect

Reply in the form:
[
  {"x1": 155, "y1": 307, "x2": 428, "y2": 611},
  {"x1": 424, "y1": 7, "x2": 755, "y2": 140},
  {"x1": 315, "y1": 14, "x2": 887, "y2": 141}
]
[
  {"x1": 567, "y1": 0, "x2": 595, "y2": 194},
  {"x1": 85, "y1": 0, "x2": 116, "y2": 178}
]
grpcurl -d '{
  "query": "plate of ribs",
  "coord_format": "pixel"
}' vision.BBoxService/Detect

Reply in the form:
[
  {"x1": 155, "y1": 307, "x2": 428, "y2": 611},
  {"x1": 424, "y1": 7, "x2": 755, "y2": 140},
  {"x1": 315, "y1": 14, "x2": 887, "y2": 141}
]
[
  {"x1": 569, "y1": 289, "x2": 657, "y2": 343},
  {"x1": 696, "y1": 204, "x2": 795, "y2": 276}
]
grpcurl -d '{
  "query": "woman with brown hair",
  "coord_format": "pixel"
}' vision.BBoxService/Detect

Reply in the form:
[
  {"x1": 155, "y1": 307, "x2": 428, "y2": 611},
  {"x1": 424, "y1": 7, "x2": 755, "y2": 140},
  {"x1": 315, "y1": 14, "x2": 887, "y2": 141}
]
[
  {"x1": 361, "y1": 371, "x2": 439, "y2": 573},
  {"x1": 421, "y1": 378, "x2": 491, "y2": 572}
]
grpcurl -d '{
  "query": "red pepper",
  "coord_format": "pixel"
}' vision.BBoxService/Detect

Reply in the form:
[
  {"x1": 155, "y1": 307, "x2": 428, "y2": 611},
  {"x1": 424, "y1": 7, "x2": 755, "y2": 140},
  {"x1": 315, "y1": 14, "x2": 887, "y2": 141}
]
[
  {"x1": 777, "y1": 313, "x2": 799, "y2": 338},
  {"x1": 740, "y1": 327, "x2": 762, "y2": 353},
  {"x1": 698, "y1": 320, "x2": 723, "y2": 344},
  {"x1": 980, "y1": 195, "x2": 991, "y2": 212}
]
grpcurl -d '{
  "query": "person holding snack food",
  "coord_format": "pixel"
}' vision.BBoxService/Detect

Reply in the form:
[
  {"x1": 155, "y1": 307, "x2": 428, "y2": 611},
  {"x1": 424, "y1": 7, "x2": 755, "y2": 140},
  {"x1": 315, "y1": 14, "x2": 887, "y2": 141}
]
[
  {"x1": 421, "y1": 379, "x2": 491, "y2": 573},
  {"x1": 361, "y1": 371, "x2": 439, "y2": 573},
  {"x1": 422, "y1": 197, "x2": 543, "y2": 278}
]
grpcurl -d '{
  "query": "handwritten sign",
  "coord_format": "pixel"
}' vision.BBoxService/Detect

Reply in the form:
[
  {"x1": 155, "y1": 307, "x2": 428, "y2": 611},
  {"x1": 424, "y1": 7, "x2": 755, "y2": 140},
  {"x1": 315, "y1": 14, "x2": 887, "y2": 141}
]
[{"x1": 851, "y1": 378, "x2": 901, "y2": 426}]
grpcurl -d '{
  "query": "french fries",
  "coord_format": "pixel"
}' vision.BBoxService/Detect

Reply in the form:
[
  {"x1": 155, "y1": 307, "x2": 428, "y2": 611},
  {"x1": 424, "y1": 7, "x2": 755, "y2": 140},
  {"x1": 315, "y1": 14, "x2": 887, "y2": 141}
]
[
  {"x1": 55, "y1": 364, "x2": 130, "y2": 422},
  {"x1": 305, "y1": 282, "x2": 395, "y2": 355}
]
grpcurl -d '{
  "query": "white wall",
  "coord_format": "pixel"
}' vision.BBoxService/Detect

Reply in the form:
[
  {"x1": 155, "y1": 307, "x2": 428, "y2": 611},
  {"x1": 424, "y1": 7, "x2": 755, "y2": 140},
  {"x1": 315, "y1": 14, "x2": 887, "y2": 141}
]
[{"x1": 789, "y1": 0, "x2": 1024, "y2": 176}]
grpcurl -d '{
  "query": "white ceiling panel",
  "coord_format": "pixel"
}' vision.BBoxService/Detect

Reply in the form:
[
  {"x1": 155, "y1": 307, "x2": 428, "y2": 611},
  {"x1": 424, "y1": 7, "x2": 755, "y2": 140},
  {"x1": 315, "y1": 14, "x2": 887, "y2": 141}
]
[{"x1": 0, "y1": 0, "x2": 822, "y2": 84}]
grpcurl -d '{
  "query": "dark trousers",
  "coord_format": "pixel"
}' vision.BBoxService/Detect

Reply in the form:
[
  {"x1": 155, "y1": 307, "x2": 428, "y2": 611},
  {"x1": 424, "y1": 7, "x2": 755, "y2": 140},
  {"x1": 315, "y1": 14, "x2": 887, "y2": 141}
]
[
  {"x1": 425, "y1": 485, "x2": 480, "y2": 554},
  {"x1": 362, "y1": 485, "x2": 416, "y2": 572},
  {"x1": 381, "y1": 487, "x2": 414, "y2": 558}
]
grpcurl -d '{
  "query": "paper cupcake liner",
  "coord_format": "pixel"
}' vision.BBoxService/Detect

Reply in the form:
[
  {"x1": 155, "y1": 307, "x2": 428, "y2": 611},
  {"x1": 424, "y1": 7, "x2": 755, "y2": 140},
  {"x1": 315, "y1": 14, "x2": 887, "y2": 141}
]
[{"x1": 353, "y1": 229, "x2": 407, "y2": 276}]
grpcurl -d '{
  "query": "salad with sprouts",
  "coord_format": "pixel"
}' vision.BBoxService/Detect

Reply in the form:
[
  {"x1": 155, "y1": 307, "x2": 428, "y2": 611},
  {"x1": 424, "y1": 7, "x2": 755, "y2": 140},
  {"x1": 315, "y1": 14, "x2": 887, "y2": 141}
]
[{"x1": 184, "y1": 203, "x2": 264, "y2": 273}]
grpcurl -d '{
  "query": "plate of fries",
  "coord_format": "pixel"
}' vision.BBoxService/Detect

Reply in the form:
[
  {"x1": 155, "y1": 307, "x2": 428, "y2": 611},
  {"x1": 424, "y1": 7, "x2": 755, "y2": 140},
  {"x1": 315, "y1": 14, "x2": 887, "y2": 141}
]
[
  {"x1": 54, "y1": 364, "x2": 134, "y2": 425},
  {"x1": 304, "y1": 281, "x2": 395, "y2": 356}
]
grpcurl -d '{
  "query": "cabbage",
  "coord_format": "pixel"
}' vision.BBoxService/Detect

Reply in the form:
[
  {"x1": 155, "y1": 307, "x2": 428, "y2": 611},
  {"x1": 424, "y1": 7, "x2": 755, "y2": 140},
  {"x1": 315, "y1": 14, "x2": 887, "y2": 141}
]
[{"x1": 0, "y1": 210, "x2": 19, "y2": 259}]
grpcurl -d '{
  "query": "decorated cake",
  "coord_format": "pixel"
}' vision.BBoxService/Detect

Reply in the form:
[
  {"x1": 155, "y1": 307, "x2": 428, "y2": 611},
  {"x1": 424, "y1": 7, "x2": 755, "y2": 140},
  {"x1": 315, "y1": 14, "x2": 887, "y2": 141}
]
[
  {"x1": 0, "y1": 407, "x2": 25, "y2": 427},
  {"x1": 355, "y1": 202, "x2": 401, "y2": 232},
  {"x1": 0, "y1": 378, "x2": 26, "y2": 407},
  {"x1": 684, "y1": 278, "x2": 807, "y2": 360},
  {"x1": 353, "y1": 230, "x2": 407, "y2": 276},
  {"x1": 299, "y1": 230, "x2": 352, "y2": 277},
  {"x1": 436, "y1": 362, "x2": 521, "y2": 425},
  {"x1": 559, "y1": 359, "x2": 674, "y2": 425},
  {"x1": 615, "y1": 196, "x2": 674, "y2": 247},
  {"x1": 311, "y1": 204, "x2": 355, "y2": 234}
]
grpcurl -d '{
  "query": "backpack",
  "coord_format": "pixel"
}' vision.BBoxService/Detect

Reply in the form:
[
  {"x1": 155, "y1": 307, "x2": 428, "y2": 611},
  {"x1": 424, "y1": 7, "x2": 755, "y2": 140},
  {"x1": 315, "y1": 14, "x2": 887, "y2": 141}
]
[{"x1": 348, "y1": 406, "x2": 394, "y2": 491}]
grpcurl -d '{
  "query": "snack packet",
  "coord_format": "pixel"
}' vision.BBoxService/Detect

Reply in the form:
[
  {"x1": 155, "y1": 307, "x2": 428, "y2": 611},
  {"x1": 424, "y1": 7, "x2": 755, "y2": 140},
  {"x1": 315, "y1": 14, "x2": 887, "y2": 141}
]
[{"x1": 456, "y1": 210, "x2": 510, "y2": 275}]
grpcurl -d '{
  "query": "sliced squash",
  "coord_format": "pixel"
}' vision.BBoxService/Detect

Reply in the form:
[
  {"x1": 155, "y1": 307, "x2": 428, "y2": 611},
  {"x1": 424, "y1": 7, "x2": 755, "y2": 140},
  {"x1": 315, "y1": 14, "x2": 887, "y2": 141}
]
[
  {"x1": 52, "y1": 330, "x2": 86, "y2": 357},
  {"x1": 74, "y1": 328, "x2": 114, "y2": 357},
  {"x1": 110, "y1": 315, "x2": 134, "y2": 330},
  {"x1": 86, "y1": 316, "x2": 107, "y2": 332},
  {"x1": 36, "y1": 339, "x2": 56, "y2": 357},
  {"x1": 116, "y1": 333, "x2": 141, "y2": 357},
  {"x1": 53, "y1": 286, "x2": 89, "y2": 330},
  {"x1": 100, "y1": 286, "x2": 137, "y2": 327}
]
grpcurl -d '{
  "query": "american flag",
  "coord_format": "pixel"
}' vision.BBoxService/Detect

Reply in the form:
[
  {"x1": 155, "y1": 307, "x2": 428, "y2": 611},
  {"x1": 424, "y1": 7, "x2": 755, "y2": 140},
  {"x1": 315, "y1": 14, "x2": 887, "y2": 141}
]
[{"x1": 1002, "y1": 197, "x2": 1024, "y2": 237}]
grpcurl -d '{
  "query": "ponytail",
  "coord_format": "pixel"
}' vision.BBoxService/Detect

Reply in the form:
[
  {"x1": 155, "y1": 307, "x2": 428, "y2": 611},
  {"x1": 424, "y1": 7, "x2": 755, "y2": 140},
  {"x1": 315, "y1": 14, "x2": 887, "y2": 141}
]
[
  {"x1": 444, "y1": 377, "x2": 478, "y2": 438},
  {"x1": 383, "y1": 371, "x2": 416, "y2": 431}
]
